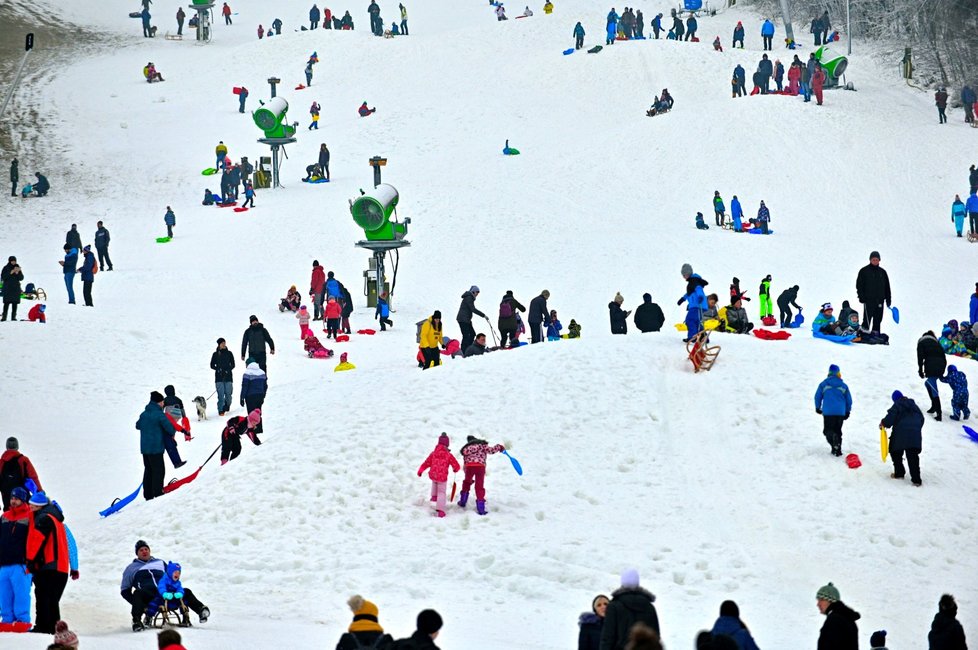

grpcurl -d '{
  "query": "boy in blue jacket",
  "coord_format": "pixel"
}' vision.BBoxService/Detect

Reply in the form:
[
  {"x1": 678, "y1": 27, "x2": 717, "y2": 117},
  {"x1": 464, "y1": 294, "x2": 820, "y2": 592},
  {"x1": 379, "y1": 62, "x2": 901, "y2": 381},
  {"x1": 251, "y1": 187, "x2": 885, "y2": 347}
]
[
  {"x1": 814, "y1": 363, "x2": 852, "y2": 456},
  {"x1": 375, "y1": 291, "x2": 392, "y2": 331},
  {"x1": 939, "y1": 365, "x2": 970, "y2": 420},
  {"x1": 678, "y1": 263, "x2": 709, "y2": 340}
]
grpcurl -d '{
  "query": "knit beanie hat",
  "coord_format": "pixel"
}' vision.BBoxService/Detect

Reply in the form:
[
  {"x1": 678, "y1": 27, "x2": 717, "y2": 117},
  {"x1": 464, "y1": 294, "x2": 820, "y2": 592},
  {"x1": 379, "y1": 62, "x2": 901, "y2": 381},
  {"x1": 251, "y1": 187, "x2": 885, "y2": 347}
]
[
  {"x1": 135, "y1": 539, "x2": 149, "y2": 553},
  {"x1": 469, "y1": 285, "x2": 480, "y2": 293},
  {"x1": 891, "y1": 390, "x2": 903, "y2": 402},
  {"x1": 939, "y1": 594, "x2": 957, "y2": 614},
  {"x1": 870, "y1": 630, "x2": 887, "y2": 647},
  {"x1": 828, "y1": 364, "x2": 840, "y2": 376},
  {"x1": 53, "y1": 620, "x2": 79, "y2": 648},
  {"x1": 620, "y1": 568, "x2": 640, "y2": 588},
  {"x1": 719, "y1": 600, "x2": 740, "y2": 617},
  {"x1": 29, "y1": 491, "x2": 50, "y2": 507},
  {"x1": 347, "y1": 595, "x2": 383, "y2": 633},
  {"x1": 5, "y1": 436, "x2": 17, "y2": 450},
  {"x1": 816, "y1": 582, "x2": 840, "y2": 602},
  {"x1": 417, "y1": 609, "x2": 443, "y2": 635},
  {"x1": 614, "y1": 292, "x2": 624, "y2": 305},
  {"x1": 681, "y1": 263, "x2": 693, "y2": 278},
  {"x1": 438, "y1": 433, "x2": 450, "y2": 447},
  {"x1": 432, "y1": 310, "x2": 442, "y2": 319},
  {"x1": 150, "y1": 390, "x2": 165, "y2": 403},
  {"x1": 247, "y1": 408, "x2": 262, "y2": 428},
  {"x1": 10, "y1": 487, "x2": 29, "y2": 503},
  {"x1": 870, "y1": 251, "x2": 881, "y2": 260}
]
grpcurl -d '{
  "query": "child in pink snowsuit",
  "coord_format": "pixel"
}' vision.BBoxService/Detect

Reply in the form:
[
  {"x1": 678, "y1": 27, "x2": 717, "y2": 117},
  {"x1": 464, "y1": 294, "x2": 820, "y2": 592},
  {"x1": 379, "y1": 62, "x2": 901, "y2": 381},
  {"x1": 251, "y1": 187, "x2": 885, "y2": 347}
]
[
  {"x1": 296, "y1": 305, "x2": 311, "y2": 339},
  {"x1": 417, "y1": 433, "x2": 460, "y2": 518},
  {"x1": 458, "y1": 436, "x2": 505, "y2": 516}
]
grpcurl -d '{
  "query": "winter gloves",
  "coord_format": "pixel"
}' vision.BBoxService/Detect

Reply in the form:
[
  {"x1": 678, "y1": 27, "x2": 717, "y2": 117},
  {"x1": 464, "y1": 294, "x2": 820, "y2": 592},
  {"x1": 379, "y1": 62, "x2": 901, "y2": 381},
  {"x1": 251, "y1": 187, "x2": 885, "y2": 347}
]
[{"x1": 162, "y1": 591, "x2": 184, "y2": 600}]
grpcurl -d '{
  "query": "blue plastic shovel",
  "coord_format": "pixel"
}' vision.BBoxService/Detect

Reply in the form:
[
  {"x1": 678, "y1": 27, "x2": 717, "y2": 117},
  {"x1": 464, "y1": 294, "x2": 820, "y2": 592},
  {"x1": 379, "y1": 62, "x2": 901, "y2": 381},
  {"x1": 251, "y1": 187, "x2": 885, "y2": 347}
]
[{"x1": 502, "y1": 450, "x2": 523, "y2": 475}]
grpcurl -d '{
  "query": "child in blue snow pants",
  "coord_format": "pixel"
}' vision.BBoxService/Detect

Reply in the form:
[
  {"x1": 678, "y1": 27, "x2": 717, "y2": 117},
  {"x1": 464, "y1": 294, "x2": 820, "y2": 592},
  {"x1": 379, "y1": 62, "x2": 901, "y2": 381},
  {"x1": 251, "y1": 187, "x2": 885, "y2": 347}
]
[{"x1": 0, "y1": 563, "x2": 33, "y2": 624}]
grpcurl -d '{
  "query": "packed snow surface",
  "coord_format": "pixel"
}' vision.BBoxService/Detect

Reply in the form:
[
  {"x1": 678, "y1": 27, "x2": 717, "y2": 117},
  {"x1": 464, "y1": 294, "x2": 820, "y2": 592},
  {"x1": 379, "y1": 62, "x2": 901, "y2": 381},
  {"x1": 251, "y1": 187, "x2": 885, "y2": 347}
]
[{"x1": 1, "y1": 0, "x2": 977, "y2": 648}]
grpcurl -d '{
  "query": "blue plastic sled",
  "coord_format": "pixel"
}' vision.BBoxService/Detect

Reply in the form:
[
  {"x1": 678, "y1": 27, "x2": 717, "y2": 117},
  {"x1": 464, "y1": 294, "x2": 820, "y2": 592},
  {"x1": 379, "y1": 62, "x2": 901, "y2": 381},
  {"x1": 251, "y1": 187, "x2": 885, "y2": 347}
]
[
  {"x1": 962, "y1": 425, "x2": 978, "y2": 445},
  {"x1": 684, "y1": 0, "x2": 703, "y2": 9},
  {"x1": 748, "y1": 228, "x2": 774, "y2": 235},
  {"x1": 791, "y1": 311, "x2": 805, "y2": 328},
  {"x1": 563, "y1": 48, "x2": 575, "y2": 55},
  {"x1": 813, "y1": 331, "x2": 857, "y2": 344},
  {"x1": 302, "y1": 178, "x2": 330, "y2": 184},
  {"x1": 99, "y1": 483, "x2": 143, "y2": 517},
  {"x1": 502, "y1": 450, "x2": 523, "y2": 475},
  {"x1": 890, "y1": 306, "x2": 900, "y2": 324}
]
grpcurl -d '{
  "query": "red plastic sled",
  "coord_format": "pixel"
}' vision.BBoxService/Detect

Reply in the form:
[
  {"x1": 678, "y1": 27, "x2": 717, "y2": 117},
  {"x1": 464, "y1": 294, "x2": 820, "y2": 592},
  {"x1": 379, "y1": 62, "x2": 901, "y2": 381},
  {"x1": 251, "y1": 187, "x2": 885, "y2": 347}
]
[
  {"x1": 217, "y1": 202, "x2": 238, "y2": 208},
  {"x1": 233, "y1": 207, "x2": 249, "y2": 212},
  {"x1": 295, "y1": 84, "x2": 306, "y2": 90},
  {"x1": 845, "y1": 453, "x2": 862, "y2": 469},
  {"x1": 233, "y1": 86, "x2": 243, "y2": 95},
  {"x1": 163, "y1": 468, "x2": 201, "y2": 494},
  {"x1": 356, "y1": 329, "x2": 376, "y2": 335},
  {"x1": 335, "y1": 334, "x2": 350, "y2": 342},
  {"x1": 753, "y1": 328, "x2": 791, "y2": 341}
]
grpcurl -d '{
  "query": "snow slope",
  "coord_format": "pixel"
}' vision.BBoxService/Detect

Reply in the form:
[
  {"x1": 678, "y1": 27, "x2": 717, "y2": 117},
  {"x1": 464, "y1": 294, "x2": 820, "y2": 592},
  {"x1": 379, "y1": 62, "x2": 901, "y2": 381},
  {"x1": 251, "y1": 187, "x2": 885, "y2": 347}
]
[{"x1": 1, "y1": 0, "x2": 977, "y2": 647}]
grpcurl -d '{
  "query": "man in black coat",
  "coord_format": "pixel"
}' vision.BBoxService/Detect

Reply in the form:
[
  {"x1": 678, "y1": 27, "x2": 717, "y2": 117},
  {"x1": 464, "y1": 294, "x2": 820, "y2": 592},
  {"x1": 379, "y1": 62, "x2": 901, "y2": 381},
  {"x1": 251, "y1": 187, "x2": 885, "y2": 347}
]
[
  {"x1": 10, "y1": 158, "x2": 17, "y2": 197},
  {"x1": 928, "y1": 594, "x2": 968, "y2": 649},
  {"x1": 757, "y1": 54, "x2": 773, "y2": 93},
  {"x1": 916, "y1": 330, "x2": 947, "y2": 420},
  {"x1": 318, "y1": 145, "x2": 330, "y2": 181},
  {"x1": 94, "y1": 220, "x2": 113, "y2": 271},
  {"x1": 456, "y1": 286, "x2": 486, "y2": 352},
  {"x1": 815, "y1": 582, "x2": 860, "y2": 650},
  {"x1": 241, "y1": 315, "x2": 275, "y2": 372},
  {"x1": 527, "y1": 290, "x2": 551, "y2": 344},
  {"x1": 855, "y1": 251, "x2": 891, "y2": 333},
  {"x1": 210, "y1": 338, "x2": 235, "y2": 415},
  {"x1": 600, "y1": 569, "x2": 659, "y2": 650},
  {"x1": 777, "y1": 285, "x2": 801, "y2": 328},
  {"x1": 392, "y1": 609, "x2": 443, "y2": 650},
  {"x1": 65, "y1": 224, "x2": 82, "y2": 251},
  {"x1": 881, "y1": 390, "x2": 924, "y2": 485},
  {"x1": 634, "y1": 293, "x2": 665, "y2": 332}
]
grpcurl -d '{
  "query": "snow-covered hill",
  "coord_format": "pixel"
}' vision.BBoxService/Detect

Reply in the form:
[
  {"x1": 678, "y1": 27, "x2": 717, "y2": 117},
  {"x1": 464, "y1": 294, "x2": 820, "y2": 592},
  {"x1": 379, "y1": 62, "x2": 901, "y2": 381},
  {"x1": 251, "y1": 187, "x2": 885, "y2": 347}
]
[{"x1": 1, "y1": 0, "x2": 976, "y2": 648}]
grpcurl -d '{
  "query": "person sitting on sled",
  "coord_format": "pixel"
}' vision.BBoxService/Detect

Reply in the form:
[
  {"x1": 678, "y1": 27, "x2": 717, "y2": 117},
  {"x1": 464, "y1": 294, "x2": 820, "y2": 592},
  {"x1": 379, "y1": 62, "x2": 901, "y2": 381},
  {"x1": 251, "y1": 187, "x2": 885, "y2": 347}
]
[
  {"x1": 694, "y1": 212, "x2": 709, "y2": 229},
  {"x1": 812, "y1": 303, "x2": 837, "y2": 334},
  {"x1": 358, "y1": 102, "x2": 377, "y2": 117},
  {"x1": 279, "y1": 285, "x2": 301, "y2": 312},
  {"x1": 567, "y1": 319, "x2": 582, "y2": 338}
]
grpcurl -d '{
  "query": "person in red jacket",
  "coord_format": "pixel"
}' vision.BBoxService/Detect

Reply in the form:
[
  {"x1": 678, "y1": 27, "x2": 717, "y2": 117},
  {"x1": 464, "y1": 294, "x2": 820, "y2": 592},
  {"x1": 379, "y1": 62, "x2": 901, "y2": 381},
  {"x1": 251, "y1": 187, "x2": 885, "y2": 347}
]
[
  {"x1": 310, "y1": 260, "x2": 326, "y2": 320},
  {"x1": 158, "y1": 629, "x2": 187, "y2": 649},
  {"x1": 417, "y1": 433, "x2": 460, "y2": 518},
  {"x1": 323, "y1": 7, "x2": 333, "y2": 29},
  {"x1": 935, "y1": 87, "x2": 948, "y2": 124},
  {"x1": 27, "y1": 303, "x2": 45, "y2": 323},
  {"x1": 222, "y1": 2, "x2": 232, "y2": 25},
  {"x1": 324, "y1": 296, "x2": 342, "y2": 339},
  {"x1": 26, "y1": 491, "x2": 69, "y2": 634},
  {"x1": 457, "y1": 436, "x2": 505, "y2": 516},
  {"x1": 811, "y1": 64, "x2": 826, "y2": 106},
  {"x1": 1, "y1": 437, "x2": 42, "y2": 511}
]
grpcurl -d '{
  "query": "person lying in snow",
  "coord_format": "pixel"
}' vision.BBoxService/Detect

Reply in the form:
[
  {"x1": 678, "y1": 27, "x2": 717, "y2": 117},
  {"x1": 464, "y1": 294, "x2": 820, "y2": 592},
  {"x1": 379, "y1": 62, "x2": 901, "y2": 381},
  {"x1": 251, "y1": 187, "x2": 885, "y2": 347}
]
[
  {"x1": 279, "y1": 285, "x2": 301, "y2": 312},
  {"x1": 220, "y1": 409, "x2": 262, "y2": 464}
]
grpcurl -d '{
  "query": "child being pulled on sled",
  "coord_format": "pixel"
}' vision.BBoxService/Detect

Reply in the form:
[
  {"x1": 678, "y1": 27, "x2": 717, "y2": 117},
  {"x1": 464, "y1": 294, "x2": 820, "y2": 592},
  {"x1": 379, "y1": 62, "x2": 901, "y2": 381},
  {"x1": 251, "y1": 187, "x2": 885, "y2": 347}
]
[
  {"x1": 457, "y1": 435, "x2": 506, "y2": 516},
  {"x1": 303, "y1": 331, "x2": 333, "y2": 358},
  {"x1": 940, "y1": 364, "x2": 971, "y2": 420},
  {"x1": 417, "y1": 433, "x2": 460, "y2": 518}
]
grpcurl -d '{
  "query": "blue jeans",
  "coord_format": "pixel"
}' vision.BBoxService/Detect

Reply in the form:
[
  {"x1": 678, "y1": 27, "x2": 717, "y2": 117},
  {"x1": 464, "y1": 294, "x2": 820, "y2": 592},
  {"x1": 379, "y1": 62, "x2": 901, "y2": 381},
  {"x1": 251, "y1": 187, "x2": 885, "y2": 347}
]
[
  {"x1": 801, "y1": 81, "x2": 811, "y2": 101},
  {"x1": 0, "y1": 563, "x2": 32, "y2": 623},
  {"x1": 216, "y1": 381, "x2": 233, "y2": 413},
  {"x1": 63, "y1": 272, "x2": 76, "y2": 303},
  {"x1": 925, "y1": 377, "x2": 939, "y2": 398},
  {"x1": 216, "y1": 155, "x2": 225, "y2": 170}
]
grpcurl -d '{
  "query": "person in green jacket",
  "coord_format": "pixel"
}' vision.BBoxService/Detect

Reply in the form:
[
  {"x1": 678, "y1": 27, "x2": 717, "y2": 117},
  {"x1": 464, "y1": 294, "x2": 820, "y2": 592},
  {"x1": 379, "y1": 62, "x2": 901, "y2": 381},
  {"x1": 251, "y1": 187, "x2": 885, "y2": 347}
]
[{"x1": 759, "y1": 275, "x2": 772, "y2": 319}]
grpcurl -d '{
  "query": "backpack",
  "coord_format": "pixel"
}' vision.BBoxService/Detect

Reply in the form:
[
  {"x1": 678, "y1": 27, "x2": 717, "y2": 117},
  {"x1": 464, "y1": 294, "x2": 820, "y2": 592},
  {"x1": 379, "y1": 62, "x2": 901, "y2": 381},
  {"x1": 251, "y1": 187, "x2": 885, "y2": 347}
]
[
  {"x1": 350, "y1": 633, "x2": 388, "y2": 649},
  {"x1": 24, "y1": 283, "x2": 35, "y2": 294},
  {"x1": 0, "y1": 454, "x2": 25, "y2": 495},
  {"x1": 90, "y1": 256, "x2": 98, "y2": 275},
  {"x1": 499, "y1": 300, "x2": 513, "y2": 319}
]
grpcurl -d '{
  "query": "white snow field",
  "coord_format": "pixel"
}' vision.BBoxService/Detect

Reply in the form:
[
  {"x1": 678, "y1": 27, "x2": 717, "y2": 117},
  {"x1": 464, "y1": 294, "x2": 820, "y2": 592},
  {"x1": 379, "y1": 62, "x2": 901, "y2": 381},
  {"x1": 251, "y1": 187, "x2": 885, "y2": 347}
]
[{"x1": 1, "y1": 0, "x2": 977, "y2": 647}]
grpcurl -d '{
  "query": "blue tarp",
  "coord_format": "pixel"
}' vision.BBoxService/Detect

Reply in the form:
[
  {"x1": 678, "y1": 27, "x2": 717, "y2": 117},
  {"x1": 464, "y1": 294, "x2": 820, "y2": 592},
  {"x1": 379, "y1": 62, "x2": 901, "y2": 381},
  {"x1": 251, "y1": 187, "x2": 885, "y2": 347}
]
[{"x1": 684, "y1": 0, "x2": 703, "y2": 10}]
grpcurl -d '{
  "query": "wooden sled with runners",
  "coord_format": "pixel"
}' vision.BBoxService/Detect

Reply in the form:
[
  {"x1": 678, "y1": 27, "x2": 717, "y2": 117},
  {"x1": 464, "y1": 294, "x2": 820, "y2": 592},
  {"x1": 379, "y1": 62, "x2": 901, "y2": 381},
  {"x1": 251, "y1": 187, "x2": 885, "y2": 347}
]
[{"x1": 687, "y1": 330, "x2": 720, "y2": 372}]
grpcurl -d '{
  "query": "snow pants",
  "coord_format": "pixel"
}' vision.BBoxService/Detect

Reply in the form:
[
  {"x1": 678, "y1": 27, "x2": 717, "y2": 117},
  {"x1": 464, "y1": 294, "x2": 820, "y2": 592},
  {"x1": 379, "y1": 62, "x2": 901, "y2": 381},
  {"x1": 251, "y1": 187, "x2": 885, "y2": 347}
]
[
  {"x1": 244, "y1": 394, "x2": 264, "y2": 433},
  {"x1": 891, "y1": 447, "x2": 921, "y2": 483},
  {"x1": 684, "y1": 308, "x2": 702, "y2": 339},
  {"x1": 529, "y1": 321, "x2": 543, "y2": 344},
  {"x1": 32, "y1": 570, "x2": 68, "y2": 634},
  {"x1": 142, "y1": 453, "x2": 165, "y2": 500},
  {"x1": 778, "y1": 302, "x2": 793, "y2": 328},
  {"x1": 969, "y1": 212, "x2": 978, "y2": 235},
  {"x1": 759, "y1": 294, "x2": 772, "y2": 318},
  {"x1": 96, "y1": 244, "x2": 112, "y2": 271},
  {"x1": 0, "y1": 564, "x2": 32, "y2": 623},
  {"x1": 951, "y1": 391, "x2": 970, "y2": 419},
  {"x1": 822, "y1": 415, "x2": 844, "y2": 451},
  {"x1": 461, "y1": 465, "x2": 487, "y2": 500},
  {"x1": 421, "y1": 347, "x2": 441, "y2": 369},
  {"x1": 575, "y1": 34, "x2": 584, "y2": 49},
  {"x1": 429, "y1": 480, "x2": 447, "y2": 511}
]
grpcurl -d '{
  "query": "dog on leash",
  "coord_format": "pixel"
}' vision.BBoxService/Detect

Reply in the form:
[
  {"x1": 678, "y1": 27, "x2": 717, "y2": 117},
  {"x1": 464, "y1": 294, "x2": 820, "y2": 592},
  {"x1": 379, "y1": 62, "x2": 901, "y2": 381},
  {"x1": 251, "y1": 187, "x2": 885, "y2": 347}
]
[{"x1": 193, "y1": 396, "x2": 208, "y2": 421}]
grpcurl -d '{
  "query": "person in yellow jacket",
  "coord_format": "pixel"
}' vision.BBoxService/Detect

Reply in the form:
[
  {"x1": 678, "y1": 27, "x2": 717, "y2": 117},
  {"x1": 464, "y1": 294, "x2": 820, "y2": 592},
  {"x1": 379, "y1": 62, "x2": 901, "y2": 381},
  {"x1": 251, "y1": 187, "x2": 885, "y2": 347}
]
[
  {"x1": 419, "y1": 310, "x2": 444, "y2": 370},
  {"x1": 543, "y1": 1, "x2": 554, "y2": 14},
  {"x1": 334, "y1": 352, "x2": 356, "y2": 372},
  {"x1": 215, "y1": 141, "x2": 228, "y2": 170}
]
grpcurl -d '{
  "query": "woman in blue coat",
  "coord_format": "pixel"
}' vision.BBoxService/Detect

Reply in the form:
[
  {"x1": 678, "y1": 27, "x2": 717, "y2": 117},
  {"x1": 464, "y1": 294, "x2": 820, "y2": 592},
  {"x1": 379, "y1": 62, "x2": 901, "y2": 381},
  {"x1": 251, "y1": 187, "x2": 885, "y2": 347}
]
[
  {"x1": 730, "y1": 195, "x2": 744, "y2": 231},
  {"x1": 952, "y1": 194, "x2": 967, "y2": 237},
  {"x1": 710, "y1": 600, "x2": 761, "y2": 650}
]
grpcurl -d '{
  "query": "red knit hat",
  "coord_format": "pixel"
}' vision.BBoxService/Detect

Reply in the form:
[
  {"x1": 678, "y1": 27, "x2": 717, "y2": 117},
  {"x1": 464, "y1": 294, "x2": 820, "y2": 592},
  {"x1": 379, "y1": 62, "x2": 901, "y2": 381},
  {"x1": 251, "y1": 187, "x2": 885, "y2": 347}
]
[{"x1": 53, "y1": 620, "x2": 79, "y2": 648}]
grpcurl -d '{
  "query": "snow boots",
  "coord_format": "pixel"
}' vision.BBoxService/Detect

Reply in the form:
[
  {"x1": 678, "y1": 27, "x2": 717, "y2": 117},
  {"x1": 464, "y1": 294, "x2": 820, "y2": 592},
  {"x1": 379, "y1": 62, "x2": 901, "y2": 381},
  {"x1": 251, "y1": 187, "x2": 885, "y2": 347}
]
[
  {"x1": 476, "y1": 499, "x2": 487, "y2": 515},
  {"x1": 457, "y1": 491, "x2": 469, "y2": 508},
  {"x1": 928, "y1": 395, "x2": 943, "y2": 421},
  {"x1": 199, "y1": 606, "x2": 210, "y2": 623}
]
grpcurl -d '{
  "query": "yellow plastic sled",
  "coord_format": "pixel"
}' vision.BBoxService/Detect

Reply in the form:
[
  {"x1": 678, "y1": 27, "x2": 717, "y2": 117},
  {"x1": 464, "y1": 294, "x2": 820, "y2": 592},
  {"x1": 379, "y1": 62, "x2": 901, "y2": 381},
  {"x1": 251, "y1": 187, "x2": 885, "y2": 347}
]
[
  {"x1": 675, "y1": 319, "x2": 720, "y2": 332},
  {"x1": 880, "y1": 426, "x2": 889, "y2": 462}
]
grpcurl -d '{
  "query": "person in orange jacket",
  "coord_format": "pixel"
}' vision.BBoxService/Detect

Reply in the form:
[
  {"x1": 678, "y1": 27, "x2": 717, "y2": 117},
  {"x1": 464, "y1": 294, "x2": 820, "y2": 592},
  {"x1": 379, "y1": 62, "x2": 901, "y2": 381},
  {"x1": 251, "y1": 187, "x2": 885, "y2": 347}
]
[
  {"x1": 417, "y1": 433, "x2": 460, "y2": 518},
  {"x1": 26, "y1": 491, "x2": 69, "y2": 634}
]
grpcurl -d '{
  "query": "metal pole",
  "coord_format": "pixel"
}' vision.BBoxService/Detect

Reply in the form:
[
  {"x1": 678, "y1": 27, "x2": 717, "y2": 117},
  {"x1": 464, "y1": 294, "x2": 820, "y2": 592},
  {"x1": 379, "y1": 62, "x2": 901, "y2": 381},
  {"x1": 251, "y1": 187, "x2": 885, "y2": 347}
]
[
  {"x1": 0, "y1": 34, "x2": 34, "y2": 124},
  {"x1": 374, "y1": 251, "x2": 385, "y2": 304},
  {"x1": 271, "y1": 145, "x2": 280, "y2": 188},
  {"x1": 846, "y1": 0, "x2": 851, "y2": 55}
]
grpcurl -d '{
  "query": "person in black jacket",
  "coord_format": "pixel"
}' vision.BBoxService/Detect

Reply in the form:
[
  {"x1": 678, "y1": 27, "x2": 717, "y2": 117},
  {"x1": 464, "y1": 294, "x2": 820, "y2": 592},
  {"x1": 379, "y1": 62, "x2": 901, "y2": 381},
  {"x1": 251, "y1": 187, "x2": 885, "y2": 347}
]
[
  {"x1": 1, "y1": 259, "x2": 23, "y2": 321},
  {"x1": 335, "y1": 595, "x2": 395, "y2": 650},
  {"x1": 578, "y1": 594, "x2": 608, "y2": 650},
  {"x1": 815, "y1": 582, "x2": 860, "y2": 650},
  {"x1": 210, "y1": 338, "x2": 235, "y2": 415},
  {"x1": 928, "y1": 594, "x2": 968, "y2": 650},
  {"x1": 881, "y1": 391, "x2": 924, "y2": 485},
  {"x1": 757, "y1": 54, "x2": 773, "y2": 93},
  {"x1": 634, "y1": 293, "x2": 665, "y2": 332},
  {"x1": 600, "y1": 569, "x2": 659, "y2": 650},
  {"x1": 777, "y1": 285, "x2": 801, "y2": 328},
  {"x1": 528, "y1": 290, "x2": 551, "y2": 344},
  {"x1": 318, "y1": 144, "x2": 330, "y2": 181},
  {"x1": 10, "y1": 158, "x2": 17, "y2": 197},
  {"x1": 463, "y1": 333, "x2": 488, "y2": 358},
  {"x1": 497, "y1": 291, "x2": 525, "y2": 349},
  {"x1": 456, "y1": 286, "x2": 486, "y2": 352},
  {"x1": 855, "y1": 251, "x2": 891, "y2": 333},
  {"x1": 241, "y1": 315, "x2": 275, "y2": 372},
  {"x1": 94, "y1": 220, "x2": 113, "y2": 271},
  {"x1": 609, "y1": 292, "x2": 631, "y2": 335},
  {"x1": 65, "y1": 224, "x2": 82, "y2": 251},
  {"x1": 392, "y1": 609, "x2": 442, "y2": 650},
  {"x1": 917, "y1": 330, "x2": 947, "y2": 420}
]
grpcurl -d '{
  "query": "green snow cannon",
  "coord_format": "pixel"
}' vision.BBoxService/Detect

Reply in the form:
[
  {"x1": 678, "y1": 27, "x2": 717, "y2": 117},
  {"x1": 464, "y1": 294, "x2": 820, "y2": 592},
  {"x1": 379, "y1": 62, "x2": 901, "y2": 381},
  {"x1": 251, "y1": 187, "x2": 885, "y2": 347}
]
[
  {"x1": 253, "y1": 96, "x2": 296, "y2": 139},
  {"x1": 351, "y1": 184, "x2": 408, "y2": 241},
  {"x1": 814, "y1": 45, "x2": 848, "y2": 80}
]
